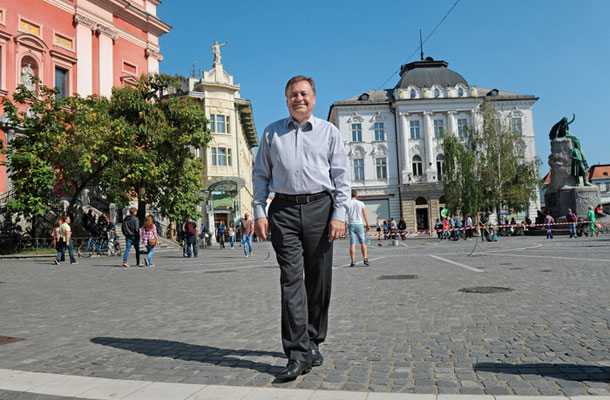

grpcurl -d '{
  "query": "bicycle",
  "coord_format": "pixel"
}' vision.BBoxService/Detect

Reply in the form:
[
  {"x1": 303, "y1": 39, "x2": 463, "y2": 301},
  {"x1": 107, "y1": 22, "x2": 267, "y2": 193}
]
[{"x1": 78, "y1": 236, "x2": 120, "y2": 257}]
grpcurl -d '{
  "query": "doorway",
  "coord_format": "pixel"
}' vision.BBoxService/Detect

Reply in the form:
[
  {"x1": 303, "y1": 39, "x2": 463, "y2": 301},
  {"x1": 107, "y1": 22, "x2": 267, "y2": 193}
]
[{"x1": 416, "y1": 208, "x2": 429, "y2": 231}]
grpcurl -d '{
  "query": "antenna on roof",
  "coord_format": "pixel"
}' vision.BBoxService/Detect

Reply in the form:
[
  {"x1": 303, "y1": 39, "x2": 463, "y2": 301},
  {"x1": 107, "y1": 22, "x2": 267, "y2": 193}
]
[
  {"x1": 189, "y1": 59, "x2": 199, "y2": 78},
  {"x1": 419, "y1": 29, "x2": 424, "y2": 61}
]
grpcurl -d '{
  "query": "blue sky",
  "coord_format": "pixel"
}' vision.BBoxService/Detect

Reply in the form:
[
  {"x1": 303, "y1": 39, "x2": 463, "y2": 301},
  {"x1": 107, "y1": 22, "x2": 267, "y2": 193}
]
[{"x1": 158, "y1": 0, "x2": 610, "y2": 176}]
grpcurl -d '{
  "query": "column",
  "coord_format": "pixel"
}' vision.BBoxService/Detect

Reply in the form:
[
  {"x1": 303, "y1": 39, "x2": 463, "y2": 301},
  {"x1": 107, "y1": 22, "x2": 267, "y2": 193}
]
[
  {"x1": 423, "y1": 111, "x2": 436, "y2": 181},
  {"x1": 399, "y1": 112, "x2": 410, "y2": 182},
  {"x1": 98, "y1": 34, "x2": 113, "y2": 98},
  {"x1": 447, "y1": 110, "x2": 457, "y2": 137},
  {"x1": 75, "y1": 16, "x2": 94, "y2": 96}
]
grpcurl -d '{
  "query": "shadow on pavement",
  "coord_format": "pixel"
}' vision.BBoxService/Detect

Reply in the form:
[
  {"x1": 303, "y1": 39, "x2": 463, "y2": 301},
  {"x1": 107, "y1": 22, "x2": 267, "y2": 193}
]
[
  {"x1": 475, "y1": 362, "x2": 610, "y2": 383},
  {"x1": 91, "y1": 337, "x2": 283, "y2": 375}
]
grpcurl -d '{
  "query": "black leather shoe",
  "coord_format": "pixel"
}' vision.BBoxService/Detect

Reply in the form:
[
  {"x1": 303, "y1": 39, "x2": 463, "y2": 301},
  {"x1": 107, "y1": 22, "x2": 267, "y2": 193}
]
[
  {"x1": 311, "y1": 348, "x2": 323, "y2": 367},
  {"x1": 275, "y1": 359, "x2": 312, "y2": 381}
]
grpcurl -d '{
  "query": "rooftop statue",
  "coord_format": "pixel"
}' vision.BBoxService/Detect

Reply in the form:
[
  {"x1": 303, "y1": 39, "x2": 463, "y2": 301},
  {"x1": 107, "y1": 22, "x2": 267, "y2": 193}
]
[{"x1": 211, "y1": 40, "x2": 228, "y2": 66}]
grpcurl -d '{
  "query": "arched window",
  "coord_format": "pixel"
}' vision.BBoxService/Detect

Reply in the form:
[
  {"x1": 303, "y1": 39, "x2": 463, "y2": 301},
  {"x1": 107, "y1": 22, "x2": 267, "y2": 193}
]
[
  {"x1": 436, "y1": 154, "x2": 445, "y2": 179},
  {"x1": 457, "y1": 88, "x2": 464, "y2": 97},
  {"x1": 416, "y1": 197, "x2": 428, "y2": 205},
  {"x1": 412, "y1": 155, "x2": 423, "y2": 177},
  {"x1": 434, "y1": 88, "x2": 440, "y2": 98},
  {"x1": 410, "y1": 89, "x2": 416, "y2": 99}
]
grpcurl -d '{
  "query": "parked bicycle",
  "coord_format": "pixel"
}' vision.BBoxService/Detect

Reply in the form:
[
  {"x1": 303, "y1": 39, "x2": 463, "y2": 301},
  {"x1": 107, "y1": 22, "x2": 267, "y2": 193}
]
[{"x1": 78, "y1": 236, "x2": 120, "y2": 257}]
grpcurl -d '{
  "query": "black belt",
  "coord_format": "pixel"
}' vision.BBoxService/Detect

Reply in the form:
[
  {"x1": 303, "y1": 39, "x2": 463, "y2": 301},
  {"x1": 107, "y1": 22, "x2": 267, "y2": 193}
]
[{"x1": 275, "y1": 191, "x2": 329, "y2": 204}]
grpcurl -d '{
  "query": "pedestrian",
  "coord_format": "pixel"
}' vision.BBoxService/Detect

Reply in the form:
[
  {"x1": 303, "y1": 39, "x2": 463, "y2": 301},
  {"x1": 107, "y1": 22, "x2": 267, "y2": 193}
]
[
  {"x1": 544, "y1": 210, "x2": 554, "y2": 239},
  {"x1": 54, "y1": 216, "x2": 78, "y2": 265},
  {"x1": 140, "y1": 215, "x2": 158, "y2": 266},
  {"x1": 595, "y1": 204, "x2": 604, "y2": 218},
  {"x1": 228, "y1": 221, "x2": 236, "y2": 249},
  {"x1": 397, "y1": 217, "x2": 406, "y2": 240},
  {"x1": 479, "y1": 210, "x2": 492, "y2": 242},
  {"x1": 435, "y1": 218, "x2": 443, "y2": 239},
  {"x1": 566, "y1": 208, "x2": 577, "y2": 239},
  {"x1": 252, "y1": 75, "x2": 349, "y2": 381},
  {"x1": 465, "y1": 214, "x2": 473, "y2": 239},
  {"x1": 345, "y1": 189, "x2": 371, "y2": 267},
  {"x1": 587, "y1": 205, "x2": 598, "y2": 236},
  {"x1": 53, "y1": 217, "x2": 65, "y2": 262},
  {"x1": 453, "y1": 214, "x2": 462, "y2": 240},
  {"x1": 121, "y1": 207, "x2": 141, "y2": 267},
  {"x1": 376, "y1": 220, "x2": 382, "y2": 240},
  {"x1": 216, "y1": 220, "x2": 226, "y2": 249},
  {"x1": 242, "y1": 213, "x2": 254, "y2": 258},
  {"x1": 183, "y1": 217, "x2": 198, "y2": 257}
]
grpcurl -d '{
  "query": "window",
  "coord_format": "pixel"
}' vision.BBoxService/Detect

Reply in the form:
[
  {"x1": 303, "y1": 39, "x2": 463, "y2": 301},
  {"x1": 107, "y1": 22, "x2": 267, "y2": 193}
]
[
  {"x1": 55, "y1": 67, "x2": 68, "y2": 100},
  {"x1": 434, "y1": 119, "x2": 444, "y2": 139},
  {"x1": 209, "y1": 114, "x2": 229, "y2": 133},
  {"x1": 410, "y1": 89, "x2": 416, "y2": 99},
  {"x1": 211, "y1": 148, "x2": 217, "y2": 165},
  {"x1": 436, "y1": 154, "x2": 445, "y2": 179},
  {"x1": 410, "y1": 120, "x2": 420, "y2": 139},
  {"x1": 458, "y1": 88, "x2": 464, "y2": 97},
  {"x1": 353, "y1": 158, "x2": 364, "y2": 181},
  {"x1": 412, "y1": 155, "x2": 423, "y2": 176},
  {"x1": 227, "y1": 148, "x2": 232, "y2": 166},
  {"x1": 216, "y1": 115, "x2": 226, "y2": 133},
  {"x1": 351, "y1": 123, "x2": 362, "y2": 142},
  {"x1": 434, "y1": 88, "x2": 440, "y2": 98},
  {"x1": 376, "y1": 157, "x2": 387, "y2": 179},
  {"x1": 218, "y1": 147, "x2": 227, "y2": 165},
  {"x1": 599, "y1": 183, "x2": 607, "y2": 192},
  {"x1": 374, "y1": 122, "x2": 385, "y2": 141},
  {"x1": 210, "y1": 115, "x2": 215, "y2": 132},
  {"x1": 457, "y1": 118, "x2": 468, "y2": 138},
  {"x1": 226, "y1": 116, "x2": 230, "y2": 134},
  {"x1": 511, "y1": 117, "x2": 522, "y2": 134}
]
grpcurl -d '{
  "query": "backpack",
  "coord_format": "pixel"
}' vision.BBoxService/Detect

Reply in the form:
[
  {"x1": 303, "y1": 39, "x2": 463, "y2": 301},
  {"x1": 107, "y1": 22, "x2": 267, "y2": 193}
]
[{"x1": 185, "y1": 221, "x2": 197, "y2": 234}]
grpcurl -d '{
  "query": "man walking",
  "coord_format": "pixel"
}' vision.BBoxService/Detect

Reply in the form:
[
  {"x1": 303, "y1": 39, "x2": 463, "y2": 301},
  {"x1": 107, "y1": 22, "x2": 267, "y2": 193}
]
[
  {"x1": 566, "y1": 208, "x2": 577, "y2": 239},
  {"x1": 121, "y1": 207, "x2": 141, "y2": 267},
  {"x1": 242, "y1": 213, "x2": 254, "y2": 258},
  {"x1": 345, "y1": 189, "x2": 370, "y2": 267},
  {"x1": 183, "y1": 217, "x2": 198, "y2": 257},
  {"x1": 253, "y1": 75, "x2": 349, "y2": 381},
  {"x1": 54, "y1": 216, "x2": 78, "y2": 265}
]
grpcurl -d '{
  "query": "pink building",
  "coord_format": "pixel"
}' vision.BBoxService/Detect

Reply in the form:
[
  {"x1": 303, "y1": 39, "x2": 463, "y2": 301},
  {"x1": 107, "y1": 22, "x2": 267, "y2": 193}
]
[{"x1": 0, "y1": 0, "x2": 171, "y2": 194}]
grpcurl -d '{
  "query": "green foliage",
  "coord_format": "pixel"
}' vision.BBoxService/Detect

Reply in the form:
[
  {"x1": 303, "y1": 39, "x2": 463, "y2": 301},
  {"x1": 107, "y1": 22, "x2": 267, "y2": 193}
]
[
  {"x1": 1, "y1": 81, "x2": 123, "y2": 217},
  {"x1": 2, "y1": 74, "x2": 210, "y2": 230},
  {"x1": 442, "y1": 101, "x2": 539, "y2": 217},
  {"x1": 103, "y1": 74, "x2": 211, "y2": 223}
]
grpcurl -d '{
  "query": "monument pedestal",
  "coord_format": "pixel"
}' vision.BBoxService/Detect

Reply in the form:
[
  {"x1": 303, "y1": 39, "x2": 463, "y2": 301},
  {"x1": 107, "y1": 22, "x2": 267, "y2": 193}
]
[{"x1": 546, "y1": 185, "x2": 600, "y2": 218}]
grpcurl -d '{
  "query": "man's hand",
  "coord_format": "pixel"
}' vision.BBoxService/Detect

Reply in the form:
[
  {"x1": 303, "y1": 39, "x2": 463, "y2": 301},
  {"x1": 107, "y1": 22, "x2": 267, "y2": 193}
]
[
  {"x1": 328, "y1": 219, "x2": 345, "y2": 242},
  {"x1": 254, "y1": 217, "x2": 268, "y2": 241}
]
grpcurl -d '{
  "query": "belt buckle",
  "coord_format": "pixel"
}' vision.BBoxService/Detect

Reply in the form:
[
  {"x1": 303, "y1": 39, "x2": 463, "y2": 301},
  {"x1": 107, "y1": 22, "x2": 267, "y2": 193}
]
[{"x1": 295, "y1": 195, "x2": 309, "y2": 204}]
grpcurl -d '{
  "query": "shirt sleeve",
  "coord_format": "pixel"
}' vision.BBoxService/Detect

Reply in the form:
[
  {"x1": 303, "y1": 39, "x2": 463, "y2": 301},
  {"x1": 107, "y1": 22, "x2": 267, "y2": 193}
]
[
  {"x1": 252, "y1": 129, "x2": 272, "y2": 220},
  {"x1": 328, "y1": 127, "x2": 350, "y2": 222}
]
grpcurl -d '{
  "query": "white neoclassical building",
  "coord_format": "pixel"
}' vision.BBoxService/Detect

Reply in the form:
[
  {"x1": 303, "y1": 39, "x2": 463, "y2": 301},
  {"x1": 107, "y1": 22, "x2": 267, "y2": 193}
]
[{"x1": 328, "y1": 57, "x2": 540, "y2": 231}]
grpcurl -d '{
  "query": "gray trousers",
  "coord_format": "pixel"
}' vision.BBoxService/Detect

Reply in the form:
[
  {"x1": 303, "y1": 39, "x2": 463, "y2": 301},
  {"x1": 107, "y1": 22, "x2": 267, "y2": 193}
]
[{"x1": 268, "y1": 194, "x2": 334, "y2": 362}]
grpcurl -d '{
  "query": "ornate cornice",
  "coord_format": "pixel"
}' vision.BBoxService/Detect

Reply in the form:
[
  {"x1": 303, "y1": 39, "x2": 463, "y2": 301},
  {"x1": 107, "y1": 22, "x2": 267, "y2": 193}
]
[
  {"x1": 74, "y1": 13, "x2": 98, "y2": 30},
  {"x1": 74, "y1": 14, "x2": 119, "y2": 40},
  {"x1": 145, "y1": 47, "x2": 163, "y2": 61},
  {"x1": 97, "y1": 24, "x2": 119, "y2": 40}
]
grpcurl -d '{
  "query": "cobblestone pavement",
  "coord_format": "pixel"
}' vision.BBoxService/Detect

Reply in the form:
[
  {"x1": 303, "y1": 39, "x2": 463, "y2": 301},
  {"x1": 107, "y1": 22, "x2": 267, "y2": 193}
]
[{"x1": 0, "y1": 235, "x2": 609, "y2": 398}]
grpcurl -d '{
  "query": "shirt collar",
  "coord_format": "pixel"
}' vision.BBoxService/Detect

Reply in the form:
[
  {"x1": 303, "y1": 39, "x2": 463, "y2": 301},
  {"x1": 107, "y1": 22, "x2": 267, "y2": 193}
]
[{"x1": 286, "y1": 115, "x2": 316, "y2": 130}]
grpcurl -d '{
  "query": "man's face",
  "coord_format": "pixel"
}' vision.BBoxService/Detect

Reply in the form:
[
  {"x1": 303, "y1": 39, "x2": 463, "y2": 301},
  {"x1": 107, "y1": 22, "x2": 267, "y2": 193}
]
[
  {"x1": 65, "y1": 217, "x2": 71, "y2": 224},
  {"x1": 244, "y1": 213, "x2": 249, "y2": 220},
  {"x1": 286, "y1": 80, "x2": 316, "y2": 123}
]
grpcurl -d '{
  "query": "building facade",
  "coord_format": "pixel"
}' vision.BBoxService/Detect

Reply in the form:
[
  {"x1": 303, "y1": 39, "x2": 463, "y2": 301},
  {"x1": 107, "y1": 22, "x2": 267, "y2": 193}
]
[
  {"x1": 0, "y1": 0, "x2": 171, "y2": 194},
  {"x1": 588, "y1": 165, "x2": 610, "y2": 211},
  {"x1": 174, "y1": 44, "x2": 258, "y2": 237},
  {"x1": 329, "y1": 57, "x2": 540, "y2": 231}
]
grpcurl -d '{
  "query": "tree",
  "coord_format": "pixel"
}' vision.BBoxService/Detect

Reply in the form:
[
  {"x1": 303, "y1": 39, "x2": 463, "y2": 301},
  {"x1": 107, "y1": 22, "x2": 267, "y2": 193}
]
[
  {"x1": 1, "y1": 82, "x2": 121, "y2": 225},
  {"x1": 102, "y1": 74, "x2": 210, "y2": 232},
  {"x1": 442, "y1": 101, "x2": 539, "y2": 219}
]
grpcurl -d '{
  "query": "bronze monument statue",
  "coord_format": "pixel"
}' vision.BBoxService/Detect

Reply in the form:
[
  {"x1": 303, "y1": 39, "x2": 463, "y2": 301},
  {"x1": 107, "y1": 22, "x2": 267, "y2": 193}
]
[{"x1": 548, "y1": 113, "x2": 575, "y2": 140}]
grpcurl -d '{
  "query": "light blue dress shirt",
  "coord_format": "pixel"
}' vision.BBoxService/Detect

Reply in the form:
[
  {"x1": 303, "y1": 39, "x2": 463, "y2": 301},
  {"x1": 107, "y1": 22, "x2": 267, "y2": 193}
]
[{"x1": 252, "y1": 115, "x2": 350, "y2": 222}]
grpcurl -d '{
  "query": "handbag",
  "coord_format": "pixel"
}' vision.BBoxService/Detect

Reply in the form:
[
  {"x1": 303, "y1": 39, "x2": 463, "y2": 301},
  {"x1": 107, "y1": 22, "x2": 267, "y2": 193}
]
[{"x1": 148, "y1": 236, "x2": 158, "y2": 247}]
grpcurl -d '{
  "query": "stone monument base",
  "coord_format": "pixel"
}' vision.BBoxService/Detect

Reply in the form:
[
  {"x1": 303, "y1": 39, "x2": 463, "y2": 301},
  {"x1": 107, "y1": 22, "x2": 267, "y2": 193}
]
[{"x1": 546, "y1": 185, "x2": 601, "y2": 218}]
